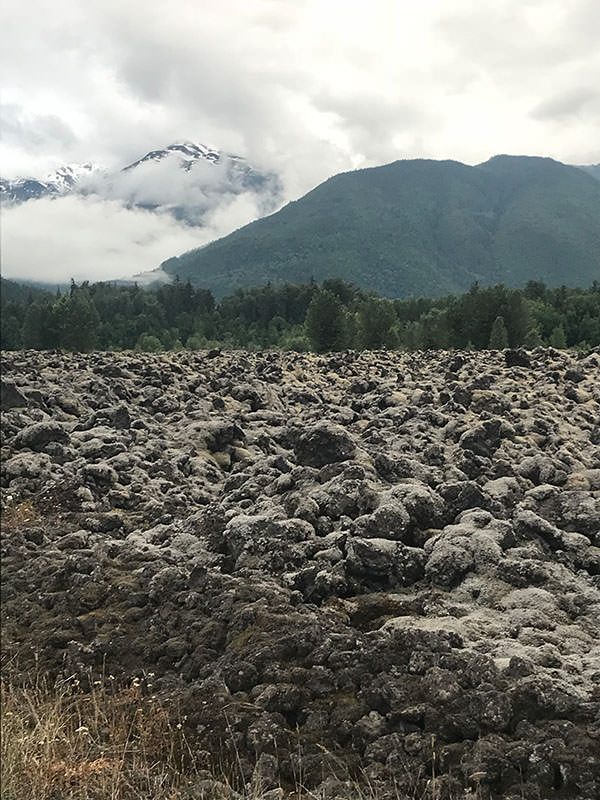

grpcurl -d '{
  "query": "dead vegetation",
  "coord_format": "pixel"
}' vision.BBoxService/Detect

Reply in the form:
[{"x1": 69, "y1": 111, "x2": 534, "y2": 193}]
[
  {"x1": 0, "y1": 672, "x2": 456, "y2": 800},
  {"x1": 0, "y1": 673, "x2": 198, "y2": 800}
]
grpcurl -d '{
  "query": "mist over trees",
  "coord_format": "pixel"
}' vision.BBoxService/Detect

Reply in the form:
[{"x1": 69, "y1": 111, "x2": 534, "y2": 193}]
[{"x1": 1, "y1": 276, "x2": 599, "y2": 353}]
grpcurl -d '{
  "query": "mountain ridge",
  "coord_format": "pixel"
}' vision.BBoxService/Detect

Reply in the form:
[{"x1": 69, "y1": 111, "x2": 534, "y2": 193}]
[{"x1": 162, "y1": 154, "x2": 600, "y2": 299}]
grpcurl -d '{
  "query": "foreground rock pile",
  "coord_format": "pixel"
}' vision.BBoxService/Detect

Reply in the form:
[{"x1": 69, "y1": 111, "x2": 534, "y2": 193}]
[{"x1": 1, "y1": 348, "x2": 599, "y2": 799}]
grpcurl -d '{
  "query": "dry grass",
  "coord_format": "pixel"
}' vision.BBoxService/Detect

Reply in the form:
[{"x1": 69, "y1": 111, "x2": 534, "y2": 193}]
[
  {"x1": 0, "y1": 674, "x2": 198, "y2": 800},
  {"x1": 0, "y1": 673, "x2": 470, "y2": 800},
  {"x1": 1, "y1": 498, "x2": 40, "y2": 530}
]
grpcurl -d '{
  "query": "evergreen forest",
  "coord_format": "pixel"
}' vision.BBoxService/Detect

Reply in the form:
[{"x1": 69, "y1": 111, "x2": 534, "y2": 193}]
[{"x1": 1, "y1": 276, "x2": 599, "y2": 354}]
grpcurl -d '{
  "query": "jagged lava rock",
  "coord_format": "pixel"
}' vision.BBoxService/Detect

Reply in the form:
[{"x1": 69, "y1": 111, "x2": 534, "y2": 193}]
[{"x1": 1, "y1": 346, "x2": 599, "y2": 799}]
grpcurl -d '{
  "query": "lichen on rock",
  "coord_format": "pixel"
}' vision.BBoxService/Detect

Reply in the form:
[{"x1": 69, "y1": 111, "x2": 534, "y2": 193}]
[{"x1": 1, "y1": 346, "x2": 599, "y2": 799}]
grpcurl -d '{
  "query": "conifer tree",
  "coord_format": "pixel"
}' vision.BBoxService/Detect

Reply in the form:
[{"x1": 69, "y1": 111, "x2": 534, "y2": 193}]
[
  {"x1": 549, "y1": 324, "x2": 567, "y2": 349},
  {"x1": 358, "y1": 297, "x2": 398, "y2": 349},
  {"x1": 524, "y1": 326, "x2": 544, "y2": 347},
  {"x1": 59, "y1": 289, "x2": 100, "y2": 352},
  {"x1": 305, "y1": 290, "x2": 349, "y2": 352},
  {"x1": 22, "y1": 303, "x2": 44, "y2": 349},
  {"x1": 488, "y1": 315, "x2": 509, "y2": 349}
]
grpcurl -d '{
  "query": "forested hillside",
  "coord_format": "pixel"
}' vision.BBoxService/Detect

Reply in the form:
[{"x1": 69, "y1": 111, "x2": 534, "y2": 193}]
[
  {"x1": 2, "y1": 276, "x2": 599, "y2": 353},
  {"x1": 0, "y1": 277, "x2": 55, "y2": 304},
  {"x1": 162, "y1": 155, "x2": 600, "y2": 298}
]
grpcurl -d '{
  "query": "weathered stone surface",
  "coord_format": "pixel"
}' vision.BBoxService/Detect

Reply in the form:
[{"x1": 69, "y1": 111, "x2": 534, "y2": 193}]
[
  {"x1": 505, "y1": 349, "x2": 531, "y2": 368},
  {"x1": 293, "y1": 421, "x2": 356, "y2": 467},
  {"x1": 14, "y1": 420, "x2": 69, "y2": 451},
  {"x1": 1, "y1": 347, "x2": 599, "y2": 799},
  {"x1": 1, "y1": 379, "x2": 27, "y2": 410}
]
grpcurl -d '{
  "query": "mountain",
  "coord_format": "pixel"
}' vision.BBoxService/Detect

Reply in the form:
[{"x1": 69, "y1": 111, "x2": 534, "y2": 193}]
[
  {"x1": 578, "y1": 164, "x2": 600, "y2": 181},
  {"x1": 0, "y1": 142, "x2": 283, "y2": 224},
  {"x1": 0, "y1": 276, "x2": 55, "y2": 304},
  {"x1": 162, "y1": 155, "x2": 600, "y2": 299},
  {"x1": 0, "y1": 163, "x2": 100, "y2": 203}
]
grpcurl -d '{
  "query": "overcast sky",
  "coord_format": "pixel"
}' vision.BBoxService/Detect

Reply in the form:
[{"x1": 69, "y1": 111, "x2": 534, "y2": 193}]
[{"x1": 2, "y1": 0, "x2": 599, "y2": 283}]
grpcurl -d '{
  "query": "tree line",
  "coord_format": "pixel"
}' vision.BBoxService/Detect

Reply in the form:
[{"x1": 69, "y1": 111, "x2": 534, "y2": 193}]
[{"x1": 1, "y1": 276, "x2": 599, "y2": 353}]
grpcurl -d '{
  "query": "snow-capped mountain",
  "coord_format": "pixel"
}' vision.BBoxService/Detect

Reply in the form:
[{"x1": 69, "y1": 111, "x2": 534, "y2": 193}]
[
  {"x1": 121, "y1": 141, "x2": 272, "y2": 190},
  {"x1": 0, "y1": 162, "x2": 100, "y2": 204},
  {"x1": 124, "y1": 141, "x2": 222, "y2": 170},
  {"x1": 0, "y1": 142, "x2": 283, "y2": 224}
]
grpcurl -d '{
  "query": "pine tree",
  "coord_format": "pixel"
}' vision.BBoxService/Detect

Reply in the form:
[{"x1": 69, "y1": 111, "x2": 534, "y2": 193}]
[
  {"x1": 22, "y1": 303, "x2": 44, "y2": 349},
  {"x1": 549, "y1": 324, "x2": 567, "y2": 349},
  {"x1": 59, "y1": 290, "x2": 100, "y2": 352},
  {"x1": 358, "y1": 298, "x2": 398, "y2": 349},
  {"x1": 305, "y1": 290, "x2": 349, "y2": 352},
  {"x1": 488, "y1": 315, "x2": 509, "y2": 349},
  {"x1": 524, "y1": 326, "x2": 544, "y2": 347}
]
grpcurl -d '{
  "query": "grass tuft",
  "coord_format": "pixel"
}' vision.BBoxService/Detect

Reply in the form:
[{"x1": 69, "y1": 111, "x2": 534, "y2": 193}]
[{"x1": 0, "y1": 674, "x2": 197, "y2": 800}]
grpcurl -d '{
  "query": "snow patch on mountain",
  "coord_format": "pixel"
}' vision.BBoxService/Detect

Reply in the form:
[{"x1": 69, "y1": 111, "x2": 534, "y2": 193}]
[
  {"x1": 0, "y1": 142, "x2": 284, "y2": 226},
  {"x1": 1, "y1": 163, "x2": 102, "y2": 204},
  {"x1": 123, "y1": 141, "x2": 222, "y2": 171}
]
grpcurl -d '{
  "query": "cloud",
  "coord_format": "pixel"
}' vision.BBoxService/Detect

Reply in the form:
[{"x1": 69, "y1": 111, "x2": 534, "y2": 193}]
[
  {"x1": 530, "y1": 87, "x2": 600, "y2": 121},
  {"x1": 4, "y1": 1, "x2": 600, "y2": 183},
  {"x1": 1, "y1": 103, "x2": 77, "y2": 152},
  {"x1": 0, "y1": 192, "x2": 271, "y2": 285},
  {"x1": 79, "y1": 152, "x2": 283, "y2": 222}
]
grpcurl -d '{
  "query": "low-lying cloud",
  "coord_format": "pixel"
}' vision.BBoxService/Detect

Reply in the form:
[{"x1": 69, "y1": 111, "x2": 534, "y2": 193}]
[
  {"x1": 0, "y1": 191, "x2": 271, "y2": 285},
  {"x1": 79, "y1": 152, "x2": 283, "y2": 222}
]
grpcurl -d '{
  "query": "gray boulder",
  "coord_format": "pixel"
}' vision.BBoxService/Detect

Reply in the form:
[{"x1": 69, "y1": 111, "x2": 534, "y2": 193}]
[
  {"x1": 294, "y1": 422, "x2": 356, "y2": 468},
  {"x1": 1, "y1": 380, "x2": 27, "y2": 410},
  {"x1": 14, "y1": 421, "x2": 69, "y2": 451}
]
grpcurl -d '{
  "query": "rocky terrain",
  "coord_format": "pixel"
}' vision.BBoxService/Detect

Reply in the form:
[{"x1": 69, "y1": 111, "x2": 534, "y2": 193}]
[{"x1": 1, "y1": 347, "x2": 599, "y2": 799}]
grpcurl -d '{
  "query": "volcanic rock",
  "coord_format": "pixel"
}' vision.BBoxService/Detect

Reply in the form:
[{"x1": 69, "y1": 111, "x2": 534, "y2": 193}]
[{"x1": 1, "y1": 346, "x2": 599, "y2": 799}]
